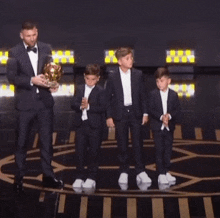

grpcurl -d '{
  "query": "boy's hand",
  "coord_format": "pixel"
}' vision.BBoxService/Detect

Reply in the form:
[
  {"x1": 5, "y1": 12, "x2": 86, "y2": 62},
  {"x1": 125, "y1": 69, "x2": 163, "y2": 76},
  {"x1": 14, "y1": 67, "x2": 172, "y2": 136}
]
[
  {"x1": 162, "y1": 114, "x2": 169, "y2": 127},
  {"x1": 142, "y1": 115, "x2": 148, "y2": 125},
  {"x1": 106, "y1": 118, "x2": 115, "y2": 128},
  {"x1": 81, "y1": 97, "x2": 89, "y2": 109}
]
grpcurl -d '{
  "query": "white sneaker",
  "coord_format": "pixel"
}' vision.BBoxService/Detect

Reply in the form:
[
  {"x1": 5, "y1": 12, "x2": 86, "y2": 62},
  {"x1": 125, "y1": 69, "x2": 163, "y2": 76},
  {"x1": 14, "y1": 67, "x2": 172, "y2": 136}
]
[
  {"x1": 166, "y1": 172, "x2": 176, "y2": 183},
  {"x1": 158, "y1": 174, "x2": 169, "y2": 184},
  {"x1": 136, "y1": 171, "x2": 152, "y2": 184},
  {"x1": 118, "y1": 183, "x2": 128, "y2": 191},
  {"x1": 72, "y1": 179, "x2": 84, "y2": 188},
  {"x1": 158, "y1": 183, "x2": 170, "y2": 190},
  {"x1": 118, "y1": 173, "x2": 128, "y2": 184},
  {"x1": 137, "y1": 182, "x2": 151, "y2": 191},
  {"x1": 82, "y1": 179, "x2": 96, "y2": 189}
]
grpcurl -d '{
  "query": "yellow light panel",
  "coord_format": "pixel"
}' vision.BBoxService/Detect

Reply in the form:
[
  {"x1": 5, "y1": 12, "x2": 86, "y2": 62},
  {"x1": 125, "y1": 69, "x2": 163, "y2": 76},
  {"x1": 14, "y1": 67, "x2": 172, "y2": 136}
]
[
  {"x1": 174, "y1": 57, "x2": 180, "y2": 63},
  {"x1": 166, "y1": 56, "x2": 172, "y2": 63},
  {"x1": 170, "y1": 50, "x2": 176, "y2": 56},
  {"x1": 0, "y1": 51, "x2": 9, "y2": 65},
  {"x1": 166, "y1": 49, "x2": 195, "y2": 64},
  {"x1": 109, "y1": 50, "x2": 115, "y2": 56},
  {"x1": 169, "y1": 83, "x2": 195, "y2": 97},
  {"x1": 105, "y1": 50, "x2": 118, "y2": 64},
  {"x1": 52, "y1": 50, "x2": 75, "y2": 64},
  {"x1": 178, "y1": 50, "x2": 183, "y2": 56},
  {"x1": 105, "y1": 57, "x2": 111, "y2": 64},
  {"x1": 1, "y1": 84, "x2": 75, "y2": 97}
]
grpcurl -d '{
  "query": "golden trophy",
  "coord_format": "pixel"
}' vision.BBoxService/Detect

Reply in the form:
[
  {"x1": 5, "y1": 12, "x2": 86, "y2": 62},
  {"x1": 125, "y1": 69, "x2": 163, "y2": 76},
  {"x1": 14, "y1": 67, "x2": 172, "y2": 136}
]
[{"x1": 43, "y1": 62, "x2": 63, "y2": 88}]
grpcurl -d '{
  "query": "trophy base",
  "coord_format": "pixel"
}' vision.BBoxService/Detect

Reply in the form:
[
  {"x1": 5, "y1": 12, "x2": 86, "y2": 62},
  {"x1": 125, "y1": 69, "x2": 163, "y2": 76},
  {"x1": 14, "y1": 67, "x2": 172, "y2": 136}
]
[{"x1": 47, "y1": 81, "x2": 59, "y2": 88}]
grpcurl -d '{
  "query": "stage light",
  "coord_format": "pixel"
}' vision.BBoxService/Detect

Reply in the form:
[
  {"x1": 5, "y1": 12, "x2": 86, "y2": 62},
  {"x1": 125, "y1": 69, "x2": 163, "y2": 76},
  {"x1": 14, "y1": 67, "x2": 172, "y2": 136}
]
[
  {"x1": 0, "y1": 50, "x2": 75, "y2": 65},
  {"x1": 166, "y1": 49, "x2": 195, "y2": 64},
  {"x1": 104, "y1": 50, "x2": 118, "y2": 64},
  {"x1": 52, "y1": 50, "x2": 75, "y2": 64},
  {"x1": 0, "y1": 84, "x2": 75, "y2": 97},
  {"x1": 0, "y1": 51, "x2": 8, "y2": 65},
  {"x1": 169, "y1": 83, "x2": 195, "y2": 97}
]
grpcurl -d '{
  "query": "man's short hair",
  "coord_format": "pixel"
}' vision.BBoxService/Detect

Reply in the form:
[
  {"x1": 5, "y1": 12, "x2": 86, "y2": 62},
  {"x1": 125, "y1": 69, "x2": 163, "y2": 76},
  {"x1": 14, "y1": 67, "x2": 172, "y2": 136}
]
[
  {"x1": 154, "y1": 67, "x2": 170, "y2": 79},
  {"x1": 115, "y1": 47, "x2": 133, "y2": 60},
  {"x1": 84, "y1": 64, "x2": 100, "y2": 76},
  {"x1": 21, "y1": 20, "x2": 38, "y2": 30}
]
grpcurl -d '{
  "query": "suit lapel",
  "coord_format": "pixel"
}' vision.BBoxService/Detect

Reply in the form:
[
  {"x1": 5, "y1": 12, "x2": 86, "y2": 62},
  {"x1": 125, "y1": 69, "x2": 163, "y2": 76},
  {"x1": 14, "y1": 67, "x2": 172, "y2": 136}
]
[
  {"x1": 115, "y1": 68, "x2": 124, "y2": 102},
  {"x1": 81, "y1": 85, "x2": 86, "y2": 98},
  {"x1": 130, "y1": 68, "x2": 136, "y2": 102},
  {"x1": 88, "y1": 85, "x2": 97, "y2": 101},
  {"x1": 37, "y1": 42, "x2": 45, "y2": 74},
  {"x1": 167, "y1": 89, "x2": 172, "y2": 112},
  {"x1": 19, "y1": 43, "x2": 35, "y2": 76},
  {"x1": 156, "y1": 89, "x2": 164, "y2": 114}
]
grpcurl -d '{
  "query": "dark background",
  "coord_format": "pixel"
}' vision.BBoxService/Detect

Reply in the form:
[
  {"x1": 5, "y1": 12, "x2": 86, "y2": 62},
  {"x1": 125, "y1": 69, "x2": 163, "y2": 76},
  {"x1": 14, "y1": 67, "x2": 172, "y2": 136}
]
[
  {"x1": 1, "y1": 0, "x2": 220, "y2": 143},
  {"x1": 1, "y1": 0, "x2": 220, "y2": 67}
]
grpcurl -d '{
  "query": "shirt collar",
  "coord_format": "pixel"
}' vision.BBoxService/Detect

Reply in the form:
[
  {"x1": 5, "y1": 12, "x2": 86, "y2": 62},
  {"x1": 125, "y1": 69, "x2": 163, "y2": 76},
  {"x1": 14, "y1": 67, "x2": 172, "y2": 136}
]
[
  {"x1": 160, "y1": 88, "x2": 169, "y2": 95},
  {"x1": 119, "y1": 67, "x2": 131, "y2": 75},
  {"x1": 23, "y1": 42, "x2": 38, "y2": 50},
  {"x1": 85, "y1": 84, "x2": 95, "y2": 89}
]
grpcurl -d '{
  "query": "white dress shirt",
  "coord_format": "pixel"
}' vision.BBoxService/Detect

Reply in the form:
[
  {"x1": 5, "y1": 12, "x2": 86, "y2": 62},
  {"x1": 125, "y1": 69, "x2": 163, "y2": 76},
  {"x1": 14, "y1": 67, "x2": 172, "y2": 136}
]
[
  {"x1": 119, "y1": 67, "x2": 132, "y2": 106},
  {"x1": 81, "y1": 84, "x2": 94, "y2": 121},
  {"x1": 24, "y1": 43, "x2": 39, "y2": 92},
  {"x1": 160, "y1": 88, "x2": 170, "y2": 131},
  {"x1": 24, "y1": 43, "x2": 38, "y2": 76}
]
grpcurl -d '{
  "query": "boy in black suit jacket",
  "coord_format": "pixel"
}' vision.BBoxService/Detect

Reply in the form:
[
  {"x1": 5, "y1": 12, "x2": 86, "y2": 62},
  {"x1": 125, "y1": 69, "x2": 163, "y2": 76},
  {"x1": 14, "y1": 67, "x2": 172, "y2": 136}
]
[
  {"x1": 105, "y1": 47, "x2": 151, "y2": 187},
  {"x1": 148, "y1": 67, "x2": 181, "y2": 185},
  {"x1": 71, "y1": 64, "x2": 106, "y2": 190}
]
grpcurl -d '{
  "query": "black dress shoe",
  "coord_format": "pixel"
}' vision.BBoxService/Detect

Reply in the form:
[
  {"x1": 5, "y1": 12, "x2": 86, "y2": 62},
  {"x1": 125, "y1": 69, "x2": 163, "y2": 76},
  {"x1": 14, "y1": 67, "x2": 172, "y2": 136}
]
[{"x1": 42, "y1": 176, "x2": 63, "y2": 188}]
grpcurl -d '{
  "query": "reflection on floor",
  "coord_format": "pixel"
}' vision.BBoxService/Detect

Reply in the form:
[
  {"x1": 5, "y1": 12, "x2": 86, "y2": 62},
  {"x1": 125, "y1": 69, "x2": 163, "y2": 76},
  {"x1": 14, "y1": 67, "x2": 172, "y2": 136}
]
[{"x1": 0, "y1": 127, "x2": 220, "y2": 218}]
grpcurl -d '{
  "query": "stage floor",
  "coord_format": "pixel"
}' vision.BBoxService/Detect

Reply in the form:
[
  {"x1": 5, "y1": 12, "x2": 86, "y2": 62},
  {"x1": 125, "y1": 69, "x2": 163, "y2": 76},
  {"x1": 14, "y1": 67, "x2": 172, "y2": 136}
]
[{"x1": 0, "y1": 129, "x2": 220, "y2": 218}]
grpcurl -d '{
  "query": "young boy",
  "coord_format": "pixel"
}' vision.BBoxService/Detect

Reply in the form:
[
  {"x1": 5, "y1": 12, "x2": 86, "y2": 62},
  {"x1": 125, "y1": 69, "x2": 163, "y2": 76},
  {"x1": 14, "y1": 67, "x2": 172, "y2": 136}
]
[
  {"x1": 71, "y1": 64, "x2": 106, "y2": 189},
  {"x1": 105, "y1": 47, "x2": 151, "y2": 186},
  {"x1": 148, "y1": 67, "x2": 181, "y2": 185}
]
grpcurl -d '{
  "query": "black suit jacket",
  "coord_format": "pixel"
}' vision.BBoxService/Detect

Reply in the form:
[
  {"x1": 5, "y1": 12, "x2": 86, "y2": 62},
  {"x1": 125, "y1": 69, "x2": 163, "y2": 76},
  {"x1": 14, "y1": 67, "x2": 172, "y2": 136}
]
[
  {"x1": 105, "y1": 67, "x2": 147, "y2": 121},
  {"x1": 148, "y1": 88, "x2": 181, "y2": 132},
  {"x1": 71, "y1": 84, "x2": 106, "y2": 128},
  {"x1": 6, "y1": 41, "x2": 54, "y2": 110}
]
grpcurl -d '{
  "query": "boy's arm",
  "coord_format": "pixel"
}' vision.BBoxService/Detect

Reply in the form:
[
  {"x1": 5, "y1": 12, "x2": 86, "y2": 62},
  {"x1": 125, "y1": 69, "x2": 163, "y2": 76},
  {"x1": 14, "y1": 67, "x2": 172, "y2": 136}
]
[
  {"x1": 140, "y1": 73, "x2": 149, "y2": 124},
  {"x1": 140, "y1": 73, "x2": 148, "y2": 115},
  {"x1": 168, "y1": 92, "x2": 181, "y2": 121},
  {"x1": 105, "y1": 77, "x2": 114, "y2": 119},
  {"x1": 148, "y1": 91, "x2": 164, "y2": 121},
  {"x1": 105, "y1": 77, "x2": 115, "y2": 127},
  {"x1": 71, "y1": 87, "x2": 83, "y2": 112}
]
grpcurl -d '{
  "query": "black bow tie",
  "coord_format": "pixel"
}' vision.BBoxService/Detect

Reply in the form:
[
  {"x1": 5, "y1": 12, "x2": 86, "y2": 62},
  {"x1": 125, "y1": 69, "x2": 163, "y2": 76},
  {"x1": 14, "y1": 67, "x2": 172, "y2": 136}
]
[{"x1": 27, "y1": 46, "x2": 37, "y2": 53}]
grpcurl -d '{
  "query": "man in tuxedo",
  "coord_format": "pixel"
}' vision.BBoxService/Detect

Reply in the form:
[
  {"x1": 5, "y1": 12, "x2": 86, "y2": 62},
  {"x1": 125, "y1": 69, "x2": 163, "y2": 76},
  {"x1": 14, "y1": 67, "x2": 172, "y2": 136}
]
[
  {"x1": 105, "y1": 47, "x2": 151, "y2": 186},
  {"x1": 6, "y1": 20, "x2": 63, "y2": 192}
]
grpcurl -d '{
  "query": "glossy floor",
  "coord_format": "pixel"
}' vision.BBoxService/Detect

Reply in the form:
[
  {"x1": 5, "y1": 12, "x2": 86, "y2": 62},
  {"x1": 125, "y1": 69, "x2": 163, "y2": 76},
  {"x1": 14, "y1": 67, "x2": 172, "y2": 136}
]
[{"x1": 0, "y1": 128, "x2": 220, "y2": 218}]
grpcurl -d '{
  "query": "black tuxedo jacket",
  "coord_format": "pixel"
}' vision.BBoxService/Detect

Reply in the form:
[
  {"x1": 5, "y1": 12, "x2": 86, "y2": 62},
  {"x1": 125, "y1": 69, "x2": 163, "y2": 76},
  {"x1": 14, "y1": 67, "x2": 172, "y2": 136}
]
[
  {"x1": 148, "y1": 88, "x2": 181, "y2": 132},
  {"x1": 71, "y1": 84, "x2": 106, "y2": 128},
  {"x1": 105, "y1": 67, "x2": 147, "y2": 121},
  {"x1": 6, "y1": 41, "x2": 54, "y2": 110}
]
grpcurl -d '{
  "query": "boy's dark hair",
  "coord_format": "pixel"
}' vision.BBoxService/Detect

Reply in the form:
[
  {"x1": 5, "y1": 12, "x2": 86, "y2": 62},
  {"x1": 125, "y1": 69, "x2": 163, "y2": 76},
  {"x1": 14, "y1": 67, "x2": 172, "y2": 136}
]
[
  {"x1": 115, "y1": 47, "x2": 133, "y2": 59},
  {"x1": 154, "y1": 67, "x2": 170, "y2": 79},
  {"x1": 84, "y1": 64, "x2": 100, "y2": 76},
  {"x1": 21, "y1": 20, "x2": 38, "y2": 30}
]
